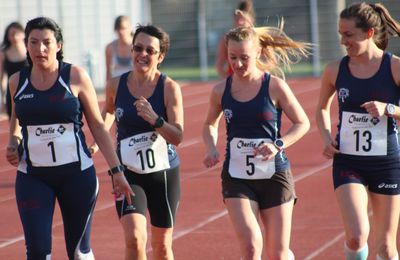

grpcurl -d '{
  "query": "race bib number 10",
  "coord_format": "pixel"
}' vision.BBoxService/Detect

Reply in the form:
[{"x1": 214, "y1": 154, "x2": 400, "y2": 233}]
[
  {"x1": 120, "y1": 132, "x2": 170, "y2": 174},
  {"x1": 27, "y1": 123, "x2": 79, "y2": 167},
  {"x1": 340, "y1": 112, "x2": 387, "y2": 156},
  {"x1": 229, "y1": 137, "x2": 275, "y2": 180}
]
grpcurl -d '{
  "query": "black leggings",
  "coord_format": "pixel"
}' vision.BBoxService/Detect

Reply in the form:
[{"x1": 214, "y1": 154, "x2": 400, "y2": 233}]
[{"x1": 116, "y1": 166, "x2": 180, "y2": 228}]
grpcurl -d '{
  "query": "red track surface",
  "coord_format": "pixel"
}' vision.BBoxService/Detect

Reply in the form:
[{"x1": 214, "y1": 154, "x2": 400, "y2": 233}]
[{"x1": 0, "y1": 77, "x2": 395, "y2": 259}]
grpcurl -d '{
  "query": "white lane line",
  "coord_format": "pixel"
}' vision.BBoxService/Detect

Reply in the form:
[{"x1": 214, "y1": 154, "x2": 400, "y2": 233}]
[
  {"x1": 0, "y1": 236, "x2": 24, "y2": 249},
  {"x1": 303, "y1": 232, "x2": 345, "y2": 260},
  {"x1": 0, "y1": 195, "x2": 15, "y2": 203},
  {"x1": 173, "y1": 210, "x2": 228, "y2": 239},
  {"x1": 293, "y1": 161, "x2": 331, "y2": 182}
]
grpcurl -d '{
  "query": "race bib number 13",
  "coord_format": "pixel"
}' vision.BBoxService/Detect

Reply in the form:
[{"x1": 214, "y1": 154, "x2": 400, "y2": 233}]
[
  {"x1": 27, "y1": 123, "x2": 79, "y2": 167},
  {"x1": 340, "y1": 112, "x2": 387, "y2": 156}
]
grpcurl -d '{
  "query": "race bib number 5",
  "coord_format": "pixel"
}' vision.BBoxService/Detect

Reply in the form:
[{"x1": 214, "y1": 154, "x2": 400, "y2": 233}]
[
  {"x1": 228, "y1": 137, "x2": 275, "y2": 180},
  {"x1": 120, "y1": 132, "x2": 170, "y2": 174},
  {"x1": 340, "y1": 112, "x2": 387, "y2": 156},
  {"x1": 27, "y1": 123, "x2": 79, "y2": 167}
]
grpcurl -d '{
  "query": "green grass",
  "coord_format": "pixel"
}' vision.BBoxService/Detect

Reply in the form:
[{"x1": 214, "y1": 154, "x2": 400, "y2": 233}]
[{"x1": 160, "y1": 62, "x2": 319, "y2": 81}]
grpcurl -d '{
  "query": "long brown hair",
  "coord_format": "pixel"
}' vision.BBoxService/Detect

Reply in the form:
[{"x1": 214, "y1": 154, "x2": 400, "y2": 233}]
[{"x1": 340, "y1": 2, "x2": 400, "y2": 50}]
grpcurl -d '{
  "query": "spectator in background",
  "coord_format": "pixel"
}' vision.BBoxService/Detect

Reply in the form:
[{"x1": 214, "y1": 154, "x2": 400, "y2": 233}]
[
  {"x1": 105, "y1": 15, "x2": 133, "y2": 81},
  {"x1": 203, "y1": 24, "x2": 310, "y2": 259},
  {"x1": 0, "y1": 22, "x2": 28, "y2": 119},
  {"x1": 6, "y1": 16, "x2": 133, "y2": 260},
  {"x1": 215, "y1": 0, "x2": 255, "y2": 79},
  {"x1": 316, "y1": 2, "x2": 400, "y2": 259}
]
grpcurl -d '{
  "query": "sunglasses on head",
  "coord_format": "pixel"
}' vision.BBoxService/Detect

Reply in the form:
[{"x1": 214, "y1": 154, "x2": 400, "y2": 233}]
[{"x1": 132, "y1": 45, "x2": 160, "y2": 55}]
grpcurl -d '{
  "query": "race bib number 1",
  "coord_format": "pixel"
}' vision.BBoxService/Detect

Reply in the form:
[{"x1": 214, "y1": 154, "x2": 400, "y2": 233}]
[
  {"x1": 228, "y1": 137, "x2": 275, "y2": 180},
  {"x1": 27, "y1": 123, "x2": 79, "y2": 167},
  {"x1": 340, "y1": 112, "x2": 387, "y2": 156},
  {"x1": 120, "y1": 132, "x2": 170, "y2": 174}
]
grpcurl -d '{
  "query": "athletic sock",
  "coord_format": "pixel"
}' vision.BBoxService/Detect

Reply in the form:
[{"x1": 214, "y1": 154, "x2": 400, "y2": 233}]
[
  {"x1": 344, "y1": 243, "x2": 368, "y2": 260},
  {"x1": 289, "y1": 249, "x2": 295, "y2": 260},
  {"x1": 377, "y1": 253, "x2": 399, "y2": 260}
]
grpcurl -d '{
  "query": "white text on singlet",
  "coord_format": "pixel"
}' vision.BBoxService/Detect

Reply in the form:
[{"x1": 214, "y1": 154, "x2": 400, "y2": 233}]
[
  {"x1": 340, "y1": 111, "x2": 387, "y2": 156},
  {"x1": 120, "y1": 131, "x2": 170, "y2": 174},
  {"x1": 229, "y1": 137, "x2": 275, "y2": 179},
  {"x1": 27, "y1": 123, "x2": 79, "y2": 167}
]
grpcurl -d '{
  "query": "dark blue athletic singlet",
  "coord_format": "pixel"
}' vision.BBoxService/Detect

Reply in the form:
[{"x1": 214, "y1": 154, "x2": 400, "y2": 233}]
[
  {"x1": 335, "y1": 52, "x2": 400, "y2": 159},
  {"x1": 221, "y1": 73, "x2": 289, "y2": 178},
  {"x1": 14, "y1": 61, "x2": 93, "y2": 174},
  {"x1": 115, "y1": 72, "x2": 179, "y2": 172}
]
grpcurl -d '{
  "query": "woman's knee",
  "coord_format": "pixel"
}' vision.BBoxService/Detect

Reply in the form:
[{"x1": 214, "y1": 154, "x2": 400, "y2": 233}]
[
  {"x1": 125, "y1": 229, "x2": 147, "y2": 251},
  {"x1": 346, "y1": 227, "x2": 369, "y2": 250},
  {"x1": 239, "y1": 238, "x2": 263, "y2": 259}
]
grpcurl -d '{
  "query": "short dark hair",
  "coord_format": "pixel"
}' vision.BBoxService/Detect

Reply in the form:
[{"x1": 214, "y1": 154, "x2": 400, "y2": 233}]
[
  {"x1": 133, "y1": 24, "x2": 170, "y2": 56},
  {"x1": 25, "y1": 17, "x2": 64, "y2": 64}
]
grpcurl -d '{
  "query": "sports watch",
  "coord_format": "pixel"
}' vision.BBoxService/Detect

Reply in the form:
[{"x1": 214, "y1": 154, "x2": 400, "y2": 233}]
[
  {"x1": 108, "y1": 165, "x2": 125, "y2": 176},
  {"x1": 385, "y1": 103, "x2": 396, "y2": 117},
  {"x1": 273, "y1": 139, "x2": 284, "y2": 151},
  {"x1": 153, "y1": 116, "x2": 165, "y2": 128}
]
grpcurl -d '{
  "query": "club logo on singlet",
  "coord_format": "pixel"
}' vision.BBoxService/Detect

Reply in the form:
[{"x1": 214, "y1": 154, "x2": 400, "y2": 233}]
[
  {"x1": 338, "y1": 88, "x2": 349, "y2": 103},
  {"x1": 223, "y1": 109, "x2": 233, "y2": 123},
  {"x1": 115, "y1": 107, "x2": 124, "y2": 122}
]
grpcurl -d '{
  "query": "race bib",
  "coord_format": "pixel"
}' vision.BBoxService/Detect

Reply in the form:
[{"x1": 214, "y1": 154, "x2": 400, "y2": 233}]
[
  {"x1": 120, "y1": 131, "x2": 170, "y2": 174},
  {"x1": 340, "y1": 111, "x2": 387, "y2": 156},
  {"x1": 228, "y1": 137, "x2": 275, "y2": 179},
  {"x1": 27, "y1": 123, "x2": 79, "y2": 167}
]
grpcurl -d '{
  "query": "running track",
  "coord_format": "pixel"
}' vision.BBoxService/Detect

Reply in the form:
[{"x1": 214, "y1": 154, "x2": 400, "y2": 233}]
[{"x1": 0, "y1": 77, "x2": 395, "y2": 259}]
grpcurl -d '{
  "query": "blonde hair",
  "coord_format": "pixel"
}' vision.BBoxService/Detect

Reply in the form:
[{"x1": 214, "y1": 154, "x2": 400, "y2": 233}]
[
  {"x1": 340, "y1": 2, "x2": 400, "y2": 50},
  {"x1": 225, "y1": 22, "x2": 311, "y2": 78}
]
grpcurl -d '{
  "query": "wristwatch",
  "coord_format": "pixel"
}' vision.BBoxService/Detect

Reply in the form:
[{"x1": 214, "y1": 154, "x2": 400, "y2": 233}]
[
  {"x1": 273, "y1": 139, "x2": 285, "y2": 151},
  {"x1": 153, "y1": 116, "x2": 165, "y2": 128},
  {"x1": 108, "y1": 165, "x2": 125, "y2": 176},
  {"x1": 385, "y1": 103, "x2": 396, "y2": 117}
]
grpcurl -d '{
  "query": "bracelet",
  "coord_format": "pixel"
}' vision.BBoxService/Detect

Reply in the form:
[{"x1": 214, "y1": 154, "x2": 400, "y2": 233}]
[{"x1": 108, "y1": 165, "x2": 125, "y2": 176}]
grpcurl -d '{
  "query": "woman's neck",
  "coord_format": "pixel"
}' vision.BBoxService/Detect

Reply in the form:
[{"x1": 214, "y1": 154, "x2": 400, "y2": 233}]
[
  {"x1": 133, "y1": 70, "x2": 159, "y2": 86},
  {"x1": 233, "y1": 69, "x2": 264, "y2": 84},
  {"x1": 118, "y1": 36, "x2": 132, "y2": 46},
  {"x1": 350, "y1": 44, "x2": 383, "y2": 65}
]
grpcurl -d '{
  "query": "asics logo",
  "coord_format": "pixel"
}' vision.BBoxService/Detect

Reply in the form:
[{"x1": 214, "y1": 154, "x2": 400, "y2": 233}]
[
  {"x1": 19, "y1": 94, "x2": 34, "y2": 100},
  {"x1": 378, "y1": 183, "x2": 398, "y2": 189}
]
